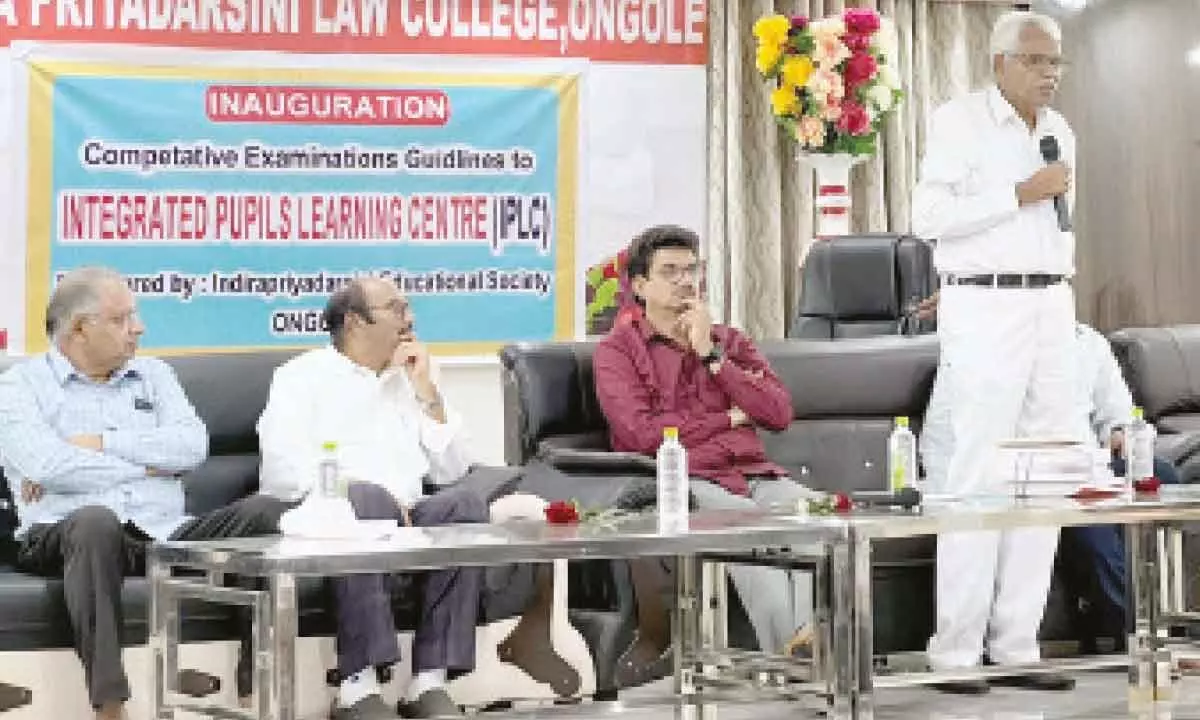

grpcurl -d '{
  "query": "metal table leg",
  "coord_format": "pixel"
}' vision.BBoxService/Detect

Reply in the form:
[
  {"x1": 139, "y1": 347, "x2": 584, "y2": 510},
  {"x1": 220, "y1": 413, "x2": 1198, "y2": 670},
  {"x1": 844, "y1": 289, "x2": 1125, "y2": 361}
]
[
  {"x1": 673, "y1": 555, "x2": 701, "y2": 698},
  {"x1": 811, "y1": 547, "x2": 832, "y2": 694},
  {"x1": 269, "y1": 573, "x2": 299, "y2": 720},
  {"x1": 830, "y1": 539, "x2": 854, "y2": 720},
  {"x1": 851, "y1": 529, "x2": 874, "y2": 720},
  {"x1": 1128, "y1": 521, "x2": 1166, "y2": 710},
  {"x1": 148, "y1": 558, "x2": 178, "y2": 719}
]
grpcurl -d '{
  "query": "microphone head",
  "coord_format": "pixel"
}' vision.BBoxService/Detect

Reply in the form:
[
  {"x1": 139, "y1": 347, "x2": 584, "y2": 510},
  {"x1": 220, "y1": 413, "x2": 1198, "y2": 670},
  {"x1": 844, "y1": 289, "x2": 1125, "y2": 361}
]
[{"x1": 1039, "y1": 135, "x2": 1060, "y2": 162}]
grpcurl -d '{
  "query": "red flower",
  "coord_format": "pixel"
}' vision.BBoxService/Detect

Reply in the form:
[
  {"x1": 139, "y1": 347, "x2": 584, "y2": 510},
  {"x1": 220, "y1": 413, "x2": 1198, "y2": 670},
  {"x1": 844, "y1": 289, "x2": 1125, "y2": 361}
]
[
  {"x1": 843, "y1": 52, "x2": 878, "y2": 89},
  {"x1": 1133, "y1": 477, "x2": 1162, "y2": 494},
  {"x1": 843, "y1": 33, "x2": 871, "y2": 53},
  {"x1": 545, "y1": 500, "x2": 580, "y2": 524},
  {"x1": 836, "y1": 100, "x2": 871, "y2": 136},
  {"x1": 843, "y1": 8, "x2": 881, "y2": 35},
  {"x1": 833, "y1": 493, "x2": 853, "y2": 513},
  {"x1": 601, "y1": 263, "x2": 619, "y2": 280},
  {"x1": 790, "y1": 15, "x2": 808, "y2": 31}
]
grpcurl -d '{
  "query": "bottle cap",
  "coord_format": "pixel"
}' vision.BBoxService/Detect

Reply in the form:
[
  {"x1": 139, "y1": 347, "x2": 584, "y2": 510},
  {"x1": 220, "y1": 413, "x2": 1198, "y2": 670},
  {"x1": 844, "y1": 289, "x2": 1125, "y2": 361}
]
[
  {"x1": 895, "y1": 416, "x2": 910, "y2": 428},
  {"x1": 1133, "y1": 407, "x2": 1144, "y2": 420},
  {"x1": 663, "y1": 427, "x2": 679, "y2": 440},
  {"x1": 321, "y1": 440, "x2": 338, "y2": 451}
]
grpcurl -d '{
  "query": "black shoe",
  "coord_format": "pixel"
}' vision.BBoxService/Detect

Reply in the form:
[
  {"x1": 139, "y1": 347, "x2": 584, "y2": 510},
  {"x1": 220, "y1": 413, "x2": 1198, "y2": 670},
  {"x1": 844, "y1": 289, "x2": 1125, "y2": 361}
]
[
  {"x1": 397, "y1": 689, "x2": 462, "y2": 718},
  {"x1": 990, "y1": 673, "x2": 1076, "y2": 691},
  {"x1": 932, "y1": 679, "x2": 991, "y2": 695}
]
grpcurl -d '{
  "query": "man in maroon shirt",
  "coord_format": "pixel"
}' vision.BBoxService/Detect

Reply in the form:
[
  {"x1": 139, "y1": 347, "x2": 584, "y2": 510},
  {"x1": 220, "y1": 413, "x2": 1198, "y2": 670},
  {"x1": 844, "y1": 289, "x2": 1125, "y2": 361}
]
[{"x1": 593, "y1": 224, "x2": 814, "y2": 655}]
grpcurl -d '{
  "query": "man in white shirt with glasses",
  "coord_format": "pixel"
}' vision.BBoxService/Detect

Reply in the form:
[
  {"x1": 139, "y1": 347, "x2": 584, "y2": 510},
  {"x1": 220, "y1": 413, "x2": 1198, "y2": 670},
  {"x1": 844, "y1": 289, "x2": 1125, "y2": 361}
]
[{"x1": 911, "y1": 10, "x2": 1082, "y2": 694}]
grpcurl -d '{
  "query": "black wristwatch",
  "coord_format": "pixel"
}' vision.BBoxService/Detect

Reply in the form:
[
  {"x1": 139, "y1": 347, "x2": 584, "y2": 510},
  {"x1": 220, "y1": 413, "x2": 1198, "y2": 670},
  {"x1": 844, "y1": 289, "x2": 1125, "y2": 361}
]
[{"x1": 701, "y1": 344, "x2": 723, "y2": 368}]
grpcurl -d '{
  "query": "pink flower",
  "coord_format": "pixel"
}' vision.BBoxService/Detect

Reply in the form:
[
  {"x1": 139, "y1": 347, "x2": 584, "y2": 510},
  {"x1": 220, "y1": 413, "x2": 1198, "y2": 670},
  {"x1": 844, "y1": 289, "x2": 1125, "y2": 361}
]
[
  {"x1": 811, "y1": 34, "x2": 851, "y2": 69},
  {"x1": 843, "y1": 8, "x2": 881, "y2": 35},
  {"x1": 843, "y1": 33, "x2": 871, "y2": 53},
  {"x1": 797, "y1": 116, "x2": 827, "y2": 148},
  {"x1": 790, "y1": 15, "x2": 808, "y2": 32},
  {"x1": 836, "y1": 100, "x2": 871, "y2": 136},
  {"x1": 843, "y1": 52, "x2": 879, "y2": 90},
  {"x1": 806, "y1": 67, "x2": 845, "y2": 101},
  {"x1": 819, "y1": 98, "x2": 843, "y2": 121}
]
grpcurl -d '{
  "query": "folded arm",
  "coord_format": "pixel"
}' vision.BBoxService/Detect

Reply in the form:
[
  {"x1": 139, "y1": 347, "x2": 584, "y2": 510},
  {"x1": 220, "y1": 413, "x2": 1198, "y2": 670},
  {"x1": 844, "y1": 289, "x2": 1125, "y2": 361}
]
[
  {"x1": 593, "y1": 341, "x2": 732, "y2": 455},
  {"x1": 709, "y1": 332, "x2": 793, "y2": 430},
  {"x1": 912, "y1": 104, "x2": 1020, "y2": 241},
  {"x1": 102, "y1": 360, "x2": 208, "y2": 473},
  {"x1": 0, "y1": 371, "x2": 144, "y2": 493}
]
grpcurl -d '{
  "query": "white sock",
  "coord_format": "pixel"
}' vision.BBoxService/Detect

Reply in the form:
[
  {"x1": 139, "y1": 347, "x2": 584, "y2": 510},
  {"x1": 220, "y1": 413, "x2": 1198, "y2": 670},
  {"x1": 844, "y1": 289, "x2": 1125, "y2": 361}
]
[
  {"x1": 338, "y1": 669, "x2": 379, "y2": 708},
  {"x1": 407, "y1": 669, "x2": 447, "y2": 700}
]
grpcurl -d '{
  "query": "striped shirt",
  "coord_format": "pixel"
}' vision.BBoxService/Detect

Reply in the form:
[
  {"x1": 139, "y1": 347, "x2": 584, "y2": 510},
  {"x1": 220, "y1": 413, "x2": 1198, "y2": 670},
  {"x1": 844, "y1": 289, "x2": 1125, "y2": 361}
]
[{"x1": 0, "y1": 348, "x2": 207, "y2": 539}]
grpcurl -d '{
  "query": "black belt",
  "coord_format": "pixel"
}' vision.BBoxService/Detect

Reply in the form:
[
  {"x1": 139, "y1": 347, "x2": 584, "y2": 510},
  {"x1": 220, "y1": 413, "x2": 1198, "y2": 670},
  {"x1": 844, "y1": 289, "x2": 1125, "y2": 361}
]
[{"x1": 942, "y1": 273, "x2": 1067, "y2": 289}]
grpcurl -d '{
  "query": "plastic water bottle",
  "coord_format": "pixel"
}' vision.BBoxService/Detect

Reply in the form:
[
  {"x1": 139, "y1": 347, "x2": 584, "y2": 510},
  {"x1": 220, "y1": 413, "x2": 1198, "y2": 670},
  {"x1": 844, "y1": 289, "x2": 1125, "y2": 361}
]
[
  {"x1": 318, "y1": 440, "x2": 342, "y2": 498},
  {"x1": 887, "y1": 416, "x2": 918, "y2": 492},
  {"x1": 656, "y1": 427, "x2": 689, "y2": 534},
  {"x1": 1126, "y1": 406, "x2": 1157, "y2": 485}
]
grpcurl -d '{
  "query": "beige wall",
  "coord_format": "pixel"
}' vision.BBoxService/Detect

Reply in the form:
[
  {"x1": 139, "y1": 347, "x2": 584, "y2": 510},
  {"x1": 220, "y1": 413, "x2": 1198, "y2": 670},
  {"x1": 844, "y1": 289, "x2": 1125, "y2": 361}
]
[{"x1": 1055, "y1": 0, "x2": 1200, "y2": 331}]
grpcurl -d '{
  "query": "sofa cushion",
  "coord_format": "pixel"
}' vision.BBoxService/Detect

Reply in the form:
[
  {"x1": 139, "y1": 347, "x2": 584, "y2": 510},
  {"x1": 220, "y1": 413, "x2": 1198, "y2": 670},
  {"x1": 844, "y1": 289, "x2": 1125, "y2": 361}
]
[
  {"x1": 183, "y1": 454, "x2": 261, "y2": 516},
  {"x1": 1110, "y1": 326, "x2": 1200, "y2": 421},
  {"x1": 500, "y1": 343, "x2": 605, "y2": 465},
  {"x1": 166, "y1": 350, "x2": 300, "y2": 456}
]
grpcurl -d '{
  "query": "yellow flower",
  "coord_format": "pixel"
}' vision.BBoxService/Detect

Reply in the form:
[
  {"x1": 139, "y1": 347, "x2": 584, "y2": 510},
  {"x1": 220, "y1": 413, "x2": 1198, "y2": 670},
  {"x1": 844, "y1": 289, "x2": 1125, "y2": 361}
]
[
  {"x1": 753, "y1": 15, "x2": 791, "y2": 48},
  {"x1": 756, "y1": 42, "x2": 783, "y2": 74},
  {"x1": 770, "y1": 86, "x2": 799, "y2": 117},
  {"x1": 780, "y1": 55, "x2": 814, "y2": 89}
]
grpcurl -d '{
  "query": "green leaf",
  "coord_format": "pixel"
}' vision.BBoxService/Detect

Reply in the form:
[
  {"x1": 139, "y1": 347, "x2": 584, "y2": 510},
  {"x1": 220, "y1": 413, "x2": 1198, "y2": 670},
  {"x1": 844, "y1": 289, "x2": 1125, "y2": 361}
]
[
  {"x1": 593, "y1": 278, "x2": 620, "y2": 308},
  {"x1": 586, "y1": 266, "x2": 603, "y2": 287}
]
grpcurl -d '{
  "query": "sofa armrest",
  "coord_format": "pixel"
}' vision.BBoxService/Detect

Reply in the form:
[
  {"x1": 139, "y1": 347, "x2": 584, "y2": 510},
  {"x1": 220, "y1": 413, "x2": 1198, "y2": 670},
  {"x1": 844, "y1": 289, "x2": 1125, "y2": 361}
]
[{"x1": 541, "y1": 447, "x2": 656, "y2": 475}]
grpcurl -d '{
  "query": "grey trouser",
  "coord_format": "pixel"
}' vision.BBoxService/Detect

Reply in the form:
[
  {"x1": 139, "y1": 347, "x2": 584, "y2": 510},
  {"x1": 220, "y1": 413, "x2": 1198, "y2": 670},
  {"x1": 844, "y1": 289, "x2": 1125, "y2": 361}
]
[
  {"x1": 334, "y1": 482, "x2": 486, "y2": 679},
  {"x1": 689, "y1": 476, "x2": 814, "y2": 653},
  {"x1": 16, "y1": 495, "x2": 289, "y2": 708}
]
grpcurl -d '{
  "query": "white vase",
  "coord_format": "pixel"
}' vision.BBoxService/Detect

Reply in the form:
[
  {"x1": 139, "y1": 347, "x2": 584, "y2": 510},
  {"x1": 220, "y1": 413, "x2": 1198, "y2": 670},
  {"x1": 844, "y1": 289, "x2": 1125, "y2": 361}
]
[{"x1": 800, "y1": 152, "x2": 867, "y2": 239}]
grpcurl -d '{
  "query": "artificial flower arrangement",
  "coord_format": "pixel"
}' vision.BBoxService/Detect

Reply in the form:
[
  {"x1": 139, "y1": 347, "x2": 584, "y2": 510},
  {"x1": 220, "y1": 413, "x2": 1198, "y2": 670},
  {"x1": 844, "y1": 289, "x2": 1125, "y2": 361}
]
[
  {"x1": 584, "y1": 249, "x2": 629, "y2": 336},
  {"x1": 753, "y1": 8, "x2": 904, "y2": 156}
]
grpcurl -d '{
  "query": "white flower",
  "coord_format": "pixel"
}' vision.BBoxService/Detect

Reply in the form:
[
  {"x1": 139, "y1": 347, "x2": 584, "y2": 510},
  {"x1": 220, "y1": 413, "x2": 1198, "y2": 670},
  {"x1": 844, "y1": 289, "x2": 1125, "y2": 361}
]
[
  {"x1": 809, "y1": 17, "x2": 846, "y2": 38},
  {"x1": 867, "y1": 83, "x2": 895, "y2": 112},
  {"x1": 874, "y1": 17, "x2": 899, "y2": 62},
  {"x1": 877, "y1": 64, "x2": 902, "y2": 91}
]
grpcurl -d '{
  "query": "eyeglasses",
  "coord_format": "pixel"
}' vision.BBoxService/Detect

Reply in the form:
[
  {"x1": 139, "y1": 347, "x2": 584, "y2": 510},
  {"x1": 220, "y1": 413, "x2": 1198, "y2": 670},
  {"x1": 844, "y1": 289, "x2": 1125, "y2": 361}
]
[
  {"x1": 653, "y1": 262, "x2": 705, "y2": 284},
  {"x1": 1007, "y1": 53, "x2": 1070, "y2": 73},
  {"x1": 86, "y1": 310, "x2": 141, "y2": 329},
  {"x1": 367, "y1": 298, "x2": 410, "y2": 316}
]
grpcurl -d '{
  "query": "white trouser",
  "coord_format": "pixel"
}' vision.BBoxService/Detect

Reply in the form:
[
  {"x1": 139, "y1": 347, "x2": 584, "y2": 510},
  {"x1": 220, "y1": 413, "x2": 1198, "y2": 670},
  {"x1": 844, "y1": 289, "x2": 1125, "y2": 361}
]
[{"x1": 927, "y1": 282, "x2": 1085, "y2": 669}]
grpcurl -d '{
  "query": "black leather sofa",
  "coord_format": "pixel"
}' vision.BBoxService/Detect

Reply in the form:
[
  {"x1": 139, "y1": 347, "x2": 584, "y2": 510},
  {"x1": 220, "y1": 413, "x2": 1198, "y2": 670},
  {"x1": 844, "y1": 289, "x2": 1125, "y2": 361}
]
[
  {"x1": 499, "y1": 333, "x2": 1141, "y2": 657},
  {"x1": 0, "y1": 350, "x2": 530, "y2": 704}
]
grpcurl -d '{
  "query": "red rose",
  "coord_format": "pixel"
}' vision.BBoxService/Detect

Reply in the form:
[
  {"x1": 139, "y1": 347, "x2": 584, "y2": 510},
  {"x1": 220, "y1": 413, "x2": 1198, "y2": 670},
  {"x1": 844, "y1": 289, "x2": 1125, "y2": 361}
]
[
  {"x1": 843, "y1": 8, "x2": 881, "y2": 35},
  {"x1": 843, "y1": 33, "x2": 871, "y2": 53},
  {"x1": 790, "y1": 15, "x2": 808, "y2": 32},
  {"x1": 836, "y1": 100, "x2": 871, "y2": 136},
  {"x1": 1133, "y1": 477, "x2": 1162, "y2": 494},
  {"x1": 843, "y1": 52, "x2": 878, "y2": 88},
  {"x1": 833, "y1": 493, "x2": 853, "y2": 513},
  {"x1": 545, "y1": 500, "x2": 580, "y2": 524}
]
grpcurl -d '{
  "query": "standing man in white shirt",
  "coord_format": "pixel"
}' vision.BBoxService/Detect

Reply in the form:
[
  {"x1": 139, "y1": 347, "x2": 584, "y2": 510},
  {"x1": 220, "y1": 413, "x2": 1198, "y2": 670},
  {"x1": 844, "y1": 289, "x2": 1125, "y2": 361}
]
[
  {"x1": 257, "y1": 278, "x2": 489, "y2": 719},
  {"x1": 911, "y1": 10, "x2": 1084, "y2": 694}
]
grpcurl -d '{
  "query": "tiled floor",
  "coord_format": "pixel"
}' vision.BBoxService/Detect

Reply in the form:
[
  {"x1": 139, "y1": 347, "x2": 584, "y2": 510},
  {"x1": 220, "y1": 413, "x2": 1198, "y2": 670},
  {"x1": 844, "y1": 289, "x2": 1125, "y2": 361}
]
[{"x1": 533, "y1": 672, "x2": 1195, "y2": 720}]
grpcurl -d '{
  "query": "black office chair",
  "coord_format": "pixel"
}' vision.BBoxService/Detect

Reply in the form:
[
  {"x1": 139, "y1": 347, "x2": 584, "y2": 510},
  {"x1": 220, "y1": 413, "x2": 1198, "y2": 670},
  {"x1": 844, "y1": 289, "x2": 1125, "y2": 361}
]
[{"x1": 789, "y1": 234, "x2": 937, "y2": 339}]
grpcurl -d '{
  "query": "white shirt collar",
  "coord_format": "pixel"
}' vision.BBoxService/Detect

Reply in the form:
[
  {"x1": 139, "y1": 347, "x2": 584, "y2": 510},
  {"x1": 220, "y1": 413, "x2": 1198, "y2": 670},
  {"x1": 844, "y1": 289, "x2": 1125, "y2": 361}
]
[{"x1": 985, "y1": 84, "x2": 1049, "y2": 132}]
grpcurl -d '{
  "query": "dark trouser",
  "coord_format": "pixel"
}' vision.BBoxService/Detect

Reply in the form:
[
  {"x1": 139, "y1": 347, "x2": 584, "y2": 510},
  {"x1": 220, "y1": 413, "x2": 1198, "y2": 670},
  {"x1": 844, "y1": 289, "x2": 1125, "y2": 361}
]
[
  {"x1": 1059, "y1": 456, "x2": 1180, "y2": 648},
  {"x1": 335, "y1": 482, "x2": 486, "y2": 680},
  {"x1": 14, "y1": 495, "x2": 290, "y2": 708}
]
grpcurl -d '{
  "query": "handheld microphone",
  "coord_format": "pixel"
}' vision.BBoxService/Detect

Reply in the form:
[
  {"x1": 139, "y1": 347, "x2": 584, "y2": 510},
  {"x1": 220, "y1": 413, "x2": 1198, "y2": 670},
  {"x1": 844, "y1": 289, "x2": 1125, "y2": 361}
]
[{"x1": 1039, "y1": 136, "x2": 1072, "y2": 232}]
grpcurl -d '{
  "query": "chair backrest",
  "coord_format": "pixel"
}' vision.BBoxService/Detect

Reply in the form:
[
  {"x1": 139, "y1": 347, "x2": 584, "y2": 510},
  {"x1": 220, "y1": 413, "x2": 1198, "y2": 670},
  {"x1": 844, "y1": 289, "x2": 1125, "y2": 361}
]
[
  {"x1": 789, "y1": 234, "x2": 937, "y2": 340},
  {"x1": 1109, "y1": 326, "x2": 1200, "y2": 433}
]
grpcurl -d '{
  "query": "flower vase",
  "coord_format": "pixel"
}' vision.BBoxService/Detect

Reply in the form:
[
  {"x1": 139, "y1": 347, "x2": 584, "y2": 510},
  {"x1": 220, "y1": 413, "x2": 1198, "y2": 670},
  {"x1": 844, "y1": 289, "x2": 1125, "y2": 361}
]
[{"x1": 801, "y1": 152, "x2": 867, "y2": 239}]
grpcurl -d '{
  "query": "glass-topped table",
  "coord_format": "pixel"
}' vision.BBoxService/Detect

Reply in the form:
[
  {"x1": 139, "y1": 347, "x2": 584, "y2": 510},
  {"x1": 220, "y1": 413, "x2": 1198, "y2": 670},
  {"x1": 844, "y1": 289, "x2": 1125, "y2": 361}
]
[{"x1": 147, "y1": 486, "x2": 1200, "y2": 720}]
